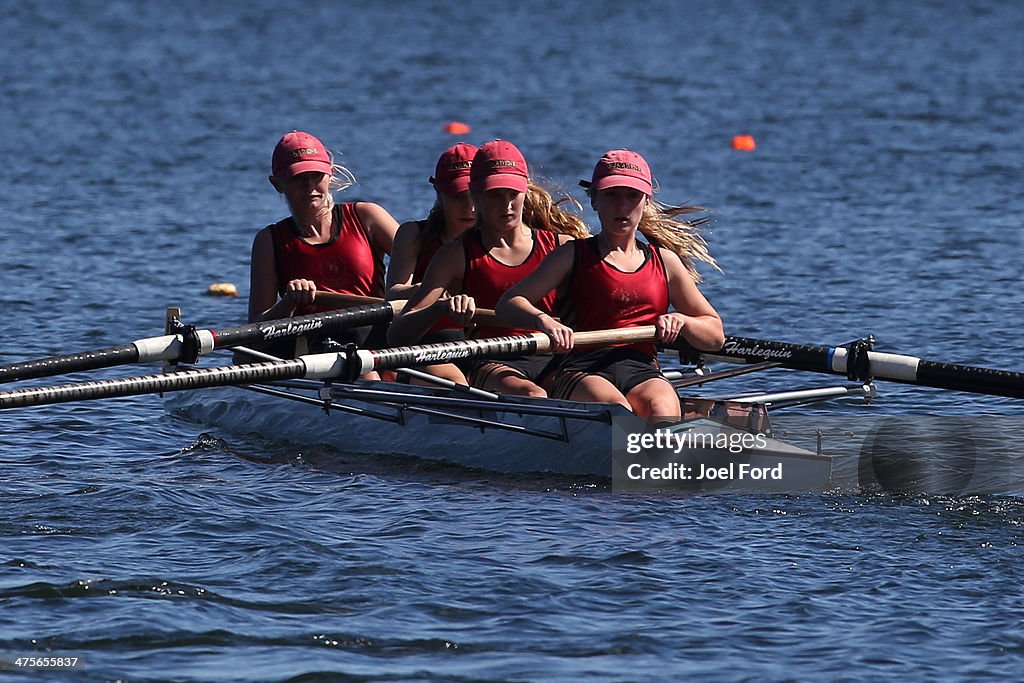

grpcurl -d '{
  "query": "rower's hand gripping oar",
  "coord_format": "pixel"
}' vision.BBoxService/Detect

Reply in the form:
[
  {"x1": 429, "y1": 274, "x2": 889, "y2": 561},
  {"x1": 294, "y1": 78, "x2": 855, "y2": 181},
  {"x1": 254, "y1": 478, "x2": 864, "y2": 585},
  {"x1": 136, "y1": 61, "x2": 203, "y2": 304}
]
[
  {"x1": 671, "y1": 335, "x2": 1024, "y2": 400},
  {"x1": 0, "y1": 300, "x2": 403, "y2": 385},
  {"x1": 0, "y1": 326, "x2": 658, "y2": 411}
]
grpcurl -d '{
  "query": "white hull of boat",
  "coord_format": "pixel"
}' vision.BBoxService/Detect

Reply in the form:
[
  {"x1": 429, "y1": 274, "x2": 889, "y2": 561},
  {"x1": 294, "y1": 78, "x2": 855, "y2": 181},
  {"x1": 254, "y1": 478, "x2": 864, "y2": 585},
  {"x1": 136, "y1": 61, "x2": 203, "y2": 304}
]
[{"x1": 165, "y1": 380, "x2": 852, "y2": 491}]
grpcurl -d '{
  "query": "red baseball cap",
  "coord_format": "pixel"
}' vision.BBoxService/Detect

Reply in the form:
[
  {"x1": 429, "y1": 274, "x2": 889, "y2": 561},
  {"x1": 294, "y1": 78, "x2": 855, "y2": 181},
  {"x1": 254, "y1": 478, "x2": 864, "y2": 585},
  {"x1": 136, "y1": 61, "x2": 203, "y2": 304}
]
[
  {"x1": 429, "y1": 143, "x2": 478, "y2": 196},
  {"x1": 585, "y1": 149, "x2": 653, "y2": 195},
  {"x1": 271, "y1": 131, "x2": 333, "y2": 180},
  {"x1": 469, "y1": 140, "x2": 529, "y2": 193}
]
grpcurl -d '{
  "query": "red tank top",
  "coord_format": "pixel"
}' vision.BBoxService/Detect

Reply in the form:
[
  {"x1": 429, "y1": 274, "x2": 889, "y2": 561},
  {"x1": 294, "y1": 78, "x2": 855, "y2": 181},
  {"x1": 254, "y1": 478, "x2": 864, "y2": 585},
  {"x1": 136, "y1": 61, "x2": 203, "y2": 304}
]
[
  {"x1": 462, "y1": 228, "x2": 559, "y2": 338},
  {"x1": 568, "y1": 236, "x2": 668, "y2": 357},
  {"x1": 412, "y1": 221, "x2": 443, "y2": 282},
  {"x1": 270, "y1": 202, "x2": 385, "y2": 314},
  {"x1": 412, "y1": 221, "x2": 461, "y2": 335}
]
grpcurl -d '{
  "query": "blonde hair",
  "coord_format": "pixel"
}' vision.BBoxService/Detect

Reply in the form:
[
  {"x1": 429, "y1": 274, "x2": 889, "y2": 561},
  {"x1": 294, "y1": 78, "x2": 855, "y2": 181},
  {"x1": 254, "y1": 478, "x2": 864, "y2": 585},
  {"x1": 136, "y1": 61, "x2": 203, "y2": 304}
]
[
  {"x1": 637, "y1": 200, "x2": 719, "y2": 283},
  {"x1": 327, "y1": 156, "x2": 357, "y2": 195},
  {"x1": 320, "y1": 156, "x2": 357, "y2": 211},
  {"x1": 584, "y1": 181, "x2": 720, "y2": 282},
  {"x1": 522, "y1": 182, "x2": 590, "y2": 239}
]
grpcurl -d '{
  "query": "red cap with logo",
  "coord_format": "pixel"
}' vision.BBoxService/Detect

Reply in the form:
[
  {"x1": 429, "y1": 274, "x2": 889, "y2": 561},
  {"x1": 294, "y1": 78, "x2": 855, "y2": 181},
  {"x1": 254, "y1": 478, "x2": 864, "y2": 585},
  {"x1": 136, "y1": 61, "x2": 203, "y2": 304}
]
[
  {"x1": 429, "y1": 143, "x2": 478, "y2": 196},
  {"x1": 584, "y1": 149, "x2": 653, "y2": 195},
  {"x1": 469, "y1": 140, "x2": 529, "y2": 193},
  {"x1": 271, "y1": 131, "x2": 333, "y2": 180}
]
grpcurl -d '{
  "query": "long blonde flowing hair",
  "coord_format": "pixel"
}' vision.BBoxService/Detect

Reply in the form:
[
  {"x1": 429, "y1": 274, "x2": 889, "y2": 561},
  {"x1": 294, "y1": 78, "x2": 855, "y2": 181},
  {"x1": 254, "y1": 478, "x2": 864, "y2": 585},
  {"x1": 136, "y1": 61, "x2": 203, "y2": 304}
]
[
  {"x1": 522, "y1": 182, "x2": 590, "y2": 239},
  {"x1": 637, "y1": 200, "x2": 719, "y2": 283}
]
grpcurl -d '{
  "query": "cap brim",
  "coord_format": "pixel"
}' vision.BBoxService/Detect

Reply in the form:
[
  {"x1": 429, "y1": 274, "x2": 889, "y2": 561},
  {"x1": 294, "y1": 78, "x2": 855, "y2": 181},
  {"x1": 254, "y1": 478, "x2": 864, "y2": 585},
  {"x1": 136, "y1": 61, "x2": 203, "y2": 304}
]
[
  {"x1": 590, "y1": 175, "x2": 652, "y2": 195},
  {"x1": 431, "y1": 176, "x2": 472, "y2": 197},
  {"x1": 275, "y1": 160, "x2": 333, "y2": 181},
  {"x1": 470, "y1": 174, "x2": 529, "y2": 193}
]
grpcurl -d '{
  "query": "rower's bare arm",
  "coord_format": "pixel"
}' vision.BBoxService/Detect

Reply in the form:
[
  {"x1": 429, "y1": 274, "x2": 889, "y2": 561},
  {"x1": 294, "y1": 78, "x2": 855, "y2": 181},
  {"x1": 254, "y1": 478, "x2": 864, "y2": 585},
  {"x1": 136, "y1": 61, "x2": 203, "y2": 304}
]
[
  {"x1": 387, "y1": 241, "x2": 464, "y2": 346},
  {"x1": 385, "y1": 221, "x2": 422, "y2": 301},
  {"x1": 248, "y1": 229, "x2": 292, "y2": 322},
  {"x1": 661, "y1": 248, "x2": 725, "y2": 351},
  {"x1": 497, "y1": 244, "x2": 575, "y2": 351},
  {"x1": 357, "y1": 202, "x2": 400, "y2": 255}
]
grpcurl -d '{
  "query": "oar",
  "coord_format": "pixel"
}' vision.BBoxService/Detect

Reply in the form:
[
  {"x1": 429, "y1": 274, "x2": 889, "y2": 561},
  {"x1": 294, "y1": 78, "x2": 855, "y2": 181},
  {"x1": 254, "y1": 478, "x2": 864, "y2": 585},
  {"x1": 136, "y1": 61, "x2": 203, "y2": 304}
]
[
  {"x1": 0, "y1": 327, "x2": 657, "y2": 411},
  {"x1": 0, "y1": 301, "x2": 400, "y2": 385},
  {"x1": 314, "y1": 291, "x2": 508, "y2": 325},
  {"x1": 672, "y1": 335, "x2": 1024, "y2": 399}
]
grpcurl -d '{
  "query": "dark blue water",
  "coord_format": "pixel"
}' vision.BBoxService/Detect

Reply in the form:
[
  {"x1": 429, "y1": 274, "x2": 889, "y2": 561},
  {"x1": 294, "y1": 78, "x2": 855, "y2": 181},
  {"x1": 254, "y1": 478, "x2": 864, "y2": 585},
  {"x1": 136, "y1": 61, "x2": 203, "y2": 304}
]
[{"x1": 2, "y1": 1, "x2": 1024, "y2": 680}]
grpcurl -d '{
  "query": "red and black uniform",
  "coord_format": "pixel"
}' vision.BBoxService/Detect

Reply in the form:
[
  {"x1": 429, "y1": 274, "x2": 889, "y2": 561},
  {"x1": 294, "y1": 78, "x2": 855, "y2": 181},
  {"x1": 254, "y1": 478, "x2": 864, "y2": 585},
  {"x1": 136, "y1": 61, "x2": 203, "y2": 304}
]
[
  {"x1": 268, "y1": 202, "x2": 386, "y2": 353},
  {"x1": 461, "y1": 228, "x2": 560, "y2": 383},
  {"x1": 462, "y1": 228, "x2": 559, "y2": 338},
  {"x1": 550, "y1": 236, "x2": 669, "y2": 399},
  {"x1": 270, "y1": 202, "x2": 385, "y2": 314}
]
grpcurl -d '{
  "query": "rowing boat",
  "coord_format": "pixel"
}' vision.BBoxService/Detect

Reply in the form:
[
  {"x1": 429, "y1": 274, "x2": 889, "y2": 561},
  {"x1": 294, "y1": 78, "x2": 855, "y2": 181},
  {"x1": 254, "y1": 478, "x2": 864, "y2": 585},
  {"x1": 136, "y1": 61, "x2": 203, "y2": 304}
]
[
  {"x1": 163, "y1": 373, "x2": 870, "y2": 492},
  {"x1": 1, "y1": 300, "x2": 1021, "y2": 494}
]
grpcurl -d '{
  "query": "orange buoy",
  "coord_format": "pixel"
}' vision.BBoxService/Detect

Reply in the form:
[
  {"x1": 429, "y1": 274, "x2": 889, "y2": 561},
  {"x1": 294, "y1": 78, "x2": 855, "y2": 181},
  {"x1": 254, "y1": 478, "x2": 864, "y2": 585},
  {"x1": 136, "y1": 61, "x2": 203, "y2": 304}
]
[
  {"x1": 206, "y1": 282, "x2": 238, "y2": 297},
  {"x1": 443, "y1": 121, "x2": 471, "y2": 135},
  {"x1": 732, "y1": 134, "x2": 756, "y2": 151}
]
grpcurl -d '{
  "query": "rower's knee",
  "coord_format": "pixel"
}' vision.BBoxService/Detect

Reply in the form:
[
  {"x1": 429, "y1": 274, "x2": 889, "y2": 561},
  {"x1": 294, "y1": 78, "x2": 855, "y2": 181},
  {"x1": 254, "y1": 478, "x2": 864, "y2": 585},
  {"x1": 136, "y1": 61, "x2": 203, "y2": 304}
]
[
  {"x1": 517, "y1": 383, "x2": 547, "y2": 399},
  {"x1": 632, "y1": 394, "x2": 681, "y2": 420},
  {"x1": 507, "y1": 381, "x2": 546, "y2": 399}
]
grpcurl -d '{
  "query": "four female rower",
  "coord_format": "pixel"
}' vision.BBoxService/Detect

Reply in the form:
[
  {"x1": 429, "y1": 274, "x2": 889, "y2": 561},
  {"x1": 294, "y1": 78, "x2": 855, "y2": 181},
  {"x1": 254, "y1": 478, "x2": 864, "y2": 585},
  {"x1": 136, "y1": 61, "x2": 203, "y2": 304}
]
[
  {"x1": 384, "y1": 143, "x2": 478, "y2": 384},
  {"x1": 386, "y1": 140, "x2": 589, "y2": 397},
  {"x1": 496, "y1": 149, "x2": 724, "y2": 418},
  {"x1": 245, "y1": 135, "x2": 725, "y2": 416}
]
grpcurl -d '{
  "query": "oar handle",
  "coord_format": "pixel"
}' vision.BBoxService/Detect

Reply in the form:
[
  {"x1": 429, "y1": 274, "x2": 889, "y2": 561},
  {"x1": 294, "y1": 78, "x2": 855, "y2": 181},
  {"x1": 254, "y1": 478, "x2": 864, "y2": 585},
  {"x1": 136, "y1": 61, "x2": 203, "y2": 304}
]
[
  {"x1": 573, "y1": 326, "x2": 658, "y2": 347},
  {"x1": 313, "y1": 291, "x2": 505, "y2": 324},
  {"x1": 314, "y1": 292, "x2": 405, "y2": 313}
]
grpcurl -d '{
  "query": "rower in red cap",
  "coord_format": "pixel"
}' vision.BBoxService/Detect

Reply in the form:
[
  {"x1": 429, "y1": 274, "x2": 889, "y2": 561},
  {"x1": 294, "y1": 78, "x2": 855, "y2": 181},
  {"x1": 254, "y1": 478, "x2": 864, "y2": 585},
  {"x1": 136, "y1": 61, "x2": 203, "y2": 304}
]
[
  {"x1": 497, "y1": 149, "x2": 724, "y2": 418},
  {"x1": 247, "y1": 131, "x2": 399, "y2": 372},
  {"x1": 384, "y1": 143, "x2": 479, "y2": 385},
  {"x1": 388, "y1": 140, "x2": 589, "y2": 397}
]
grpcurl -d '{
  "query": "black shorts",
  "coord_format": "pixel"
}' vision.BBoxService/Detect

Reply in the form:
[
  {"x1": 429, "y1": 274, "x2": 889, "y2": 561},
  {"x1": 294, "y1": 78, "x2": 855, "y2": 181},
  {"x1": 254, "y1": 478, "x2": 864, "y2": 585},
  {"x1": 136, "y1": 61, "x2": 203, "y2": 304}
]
[
  {"x1": 420, "y1": 328, "x2": 467, "y2": 345},
  {"x1": 468, "y1": 354, "x2": 555, "y2": 387},
  {"x1": 548, "y1": 346, "x2": 665, "y2": 400}
]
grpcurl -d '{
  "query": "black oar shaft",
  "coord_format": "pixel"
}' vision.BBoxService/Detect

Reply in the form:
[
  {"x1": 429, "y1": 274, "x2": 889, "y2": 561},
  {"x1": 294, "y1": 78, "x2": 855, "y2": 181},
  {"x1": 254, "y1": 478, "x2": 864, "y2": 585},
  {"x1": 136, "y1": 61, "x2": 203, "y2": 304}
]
[
  {"x1": 915, "y1": 359, "x2": 1024, "y2": 398},
  {"x1": 350, "y1": 327, "x2": 658, "y2": 376},
  {"x1": 678, "y1": 336, "x2": 1024, "y2": 399},
  {"x1": 210, "y1": 303, "x2": 396, "y2": 349},
  {"x1": 0, "y1": 344, "x2": 141, "y2": 383},
  {"x1": 0, "y1": 359, "x2": 310, "y2": 410},
  {"x1": 0, "y1": 302, "x2": 397, "y2": 385},
  {"x1": 354, "y1": 335, "x2": 546, "y2": 376}
]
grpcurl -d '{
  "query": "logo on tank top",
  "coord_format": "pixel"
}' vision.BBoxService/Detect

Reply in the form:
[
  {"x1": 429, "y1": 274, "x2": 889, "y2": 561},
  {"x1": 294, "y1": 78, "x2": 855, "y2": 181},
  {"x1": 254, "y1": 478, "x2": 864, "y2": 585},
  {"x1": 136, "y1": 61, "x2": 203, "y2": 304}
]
[{"x1": 612, "y1": 287, "x2": 639, "y2": 307}]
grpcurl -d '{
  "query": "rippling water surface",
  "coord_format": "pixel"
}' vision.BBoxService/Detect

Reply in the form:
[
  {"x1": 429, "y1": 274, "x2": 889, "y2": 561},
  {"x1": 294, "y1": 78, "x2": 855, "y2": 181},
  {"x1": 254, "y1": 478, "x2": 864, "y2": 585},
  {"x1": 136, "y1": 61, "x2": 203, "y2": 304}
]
[{"x1": 2, "y1": 1, "x2": 1024, "y2": 680}]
